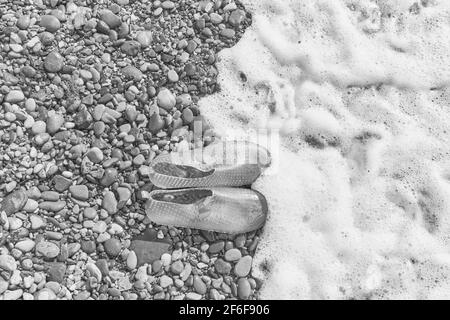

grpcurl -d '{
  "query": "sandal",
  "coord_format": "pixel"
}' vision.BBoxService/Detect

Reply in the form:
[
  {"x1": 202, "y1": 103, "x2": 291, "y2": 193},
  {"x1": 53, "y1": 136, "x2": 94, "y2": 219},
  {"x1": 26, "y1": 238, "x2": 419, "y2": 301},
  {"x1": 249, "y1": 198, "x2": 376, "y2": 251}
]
[
  {"x1": 145, "y1": 187, "x2": 268, "y2": 234},
  {"x1": 148, "y1": 140, "x2": 271, "y2": 189}
]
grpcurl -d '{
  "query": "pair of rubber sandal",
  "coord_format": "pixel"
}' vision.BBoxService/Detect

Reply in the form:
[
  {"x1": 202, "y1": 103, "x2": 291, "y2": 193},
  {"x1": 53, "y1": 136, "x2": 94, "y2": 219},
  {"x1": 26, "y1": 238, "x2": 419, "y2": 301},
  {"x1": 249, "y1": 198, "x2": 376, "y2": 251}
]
[{"x1": 145, "y1": 141, "x2": 271, "y2": 234}]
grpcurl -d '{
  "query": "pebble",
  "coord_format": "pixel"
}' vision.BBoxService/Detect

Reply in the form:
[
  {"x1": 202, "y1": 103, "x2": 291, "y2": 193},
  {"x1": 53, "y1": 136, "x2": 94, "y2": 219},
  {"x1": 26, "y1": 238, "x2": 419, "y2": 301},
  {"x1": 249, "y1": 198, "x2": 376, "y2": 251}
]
[
  {"x1": 122, "y1": 65, "x2": 143, "y2": 82},
  {"x1": 185, "y1": 292, "x2": 202, "y2": 300},
  {"x1": 23, "y1": 199, "x2": 39, "y2": 212},
  {"x1": 102, "y1": 191, "x2": 118, "y2": 215},
  {"x1": 224, "y1": 248, "x2": 242, "y2": 262},
  {"x1": 126, "y1": 251, "x2": 138, "y2": 270},
  {"x1": 100, "y1": 168, "x2": 118, "y2": 186},
  {"x1": 180, "y1": 262, "x2": 192, "y2": 281},
  {"x1": 86, "y1": 147, "x2": 104, "y2": 163},
  {"x1": 44, "y1": 51, "x2": 64, "y2": 73},
  {"x1": 30, "y1": 215, "x2": 46, "y2": 229},
  {"x1": 36, "y1": 241, "x2": 60, "y2": 259},
  {"x1": 86, "y1": 262, "x2": 102, "y2": 281},
  {"x1": 161, "y1": 253, "x2": 172, "y2": 266},
  {"x1": 5, "y1": 90, "x2": 25, "y2": 103},
  {"x1": 83, "y1": 207, "x2": 97, "y2": 220},
  {"x1": 121, "y1": 40, "x2": 141, "y2": 56},
  {"x1": 0, "y1": 255, "x2": 17, "y2": 272},
  {"x1": 104, "y1": 238, "x2": 121, "y2": 257},
  {"x1": 229, "y1": 9, "x2": 246, "y2": 27},
  {"x1": 159, "y1": 275, "x2": 173, "y2": 288},
  {"x1": 92, "y1": 221, "x2": 107, "y2": 234},
  {"x1": 136, "y1": 30, "x2": 153, "y2": 47},
  {"x1": 81, "y1": 240, "x2": 96, "y2": 254},
  {"x1": 148, "y1": 112, "x2": 165, "y2": 134},
  {"x1": 157, "y1": 88, "x2": 176, "y2": 110},
  {"x1": 34, "y1": 288, "x2": 57, "y2": 300},
  {"x1": 193, "y1": 275, "x2": 207, "y2": 295},
  {"x1": 237, "y1": 278, "x2": 251, "y2": 299},
  {"x1": 46, "y1": 111, "x2": 64, "y2": 135},
  {"x1": 53, "y1": 175, "x2": 72, "y2": 192},
  {"x1": 32, "y1": 121, "x2": 47, "y2": 135},
  {"x1": 234, "y1": 255, "x2": 253, "y2": 277},
  {"x1": 131, "y1": 240, "x2": 170, "y2": 266},
  {"x1": 15, "y1": 239, "x2": 36, "y2": 253},
  {"x1": 96, "y1": 259, "x2": 110, "y2": 277},
  {"x1": 47, "y1": 263, "x2": 66, "y2": 283},
  {"x1": 17, "y1": 15, "x2": 31, "y2": 29},
  {"x1": 100, "y1": 10, "x2": 122, "y2": 29},
  {"x1": 167, "y1": 70, "x2": 179, "y2": 82},
  {"x1": 41, "y1": 191, "x2": 60, "y2": 201},
  {"x1": 39, "y1": 201, "x2": 66, "y2": 212},
  {"x1": 53, "y1": 174, "x2": 72, "y2": 189},
  {"x1": 214, "y1": 258, "x2": 232, "y2": 275},
  {"x1": 45, "y1": 282, "x2": 61, "y2": 294},
  {"x1": 8, "y1": 217, "x2": 22, "y2": 230},
  {"x1": 117, "y1": 187, "x2": 131, "y2": 208},
  {"x1": 208, "y1": 241, "x2": 225, "y2": 254},
  {"x1": 0, "y1": 190, "x2": 28, "y2": 216},
  {"x1": 3, "y1": 289, "x2": 23, "y2": 300},
  {"x1": 40, "y1": 15, "x2": 61, "y2": 33},
  {"x1": 170, "y1": 260, "x2": 184, "y2": 275},
  {"x1": 0, "y1": 280, "x2": 8, "y2": 295},
  {"x1": 69, "y1": 185, "x2": 89, "y2": 201}
]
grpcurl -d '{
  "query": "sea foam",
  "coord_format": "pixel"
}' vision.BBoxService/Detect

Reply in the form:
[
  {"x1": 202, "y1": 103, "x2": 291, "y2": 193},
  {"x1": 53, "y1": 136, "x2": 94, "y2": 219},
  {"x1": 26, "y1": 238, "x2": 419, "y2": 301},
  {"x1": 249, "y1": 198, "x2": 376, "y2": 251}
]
[{"x1": 199, "y1": 0, "x2": 450, "y2": 299}]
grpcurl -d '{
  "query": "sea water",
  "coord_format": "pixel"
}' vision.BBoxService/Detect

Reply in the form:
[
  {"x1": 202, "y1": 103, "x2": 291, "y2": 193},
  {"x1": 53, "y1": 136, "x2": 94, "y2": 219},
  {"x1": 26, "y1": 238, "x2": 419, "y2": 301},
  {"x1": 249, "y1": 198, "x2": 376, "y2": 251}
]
[{"x1": 198, "y1": 0, "x2": 450, "y2": 299}]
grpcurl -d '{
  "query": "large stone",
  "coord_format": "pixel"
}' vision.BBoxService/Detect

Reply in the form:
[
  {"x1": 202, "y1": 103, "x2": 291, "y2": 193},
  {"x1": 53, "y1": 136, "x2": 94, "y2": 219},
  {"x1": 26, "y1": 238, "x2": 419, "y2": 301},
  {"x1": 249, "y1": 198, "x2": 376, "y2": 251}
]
[
  {"x1": 148, "y1": 112, "x2": 164, "y2": 134},
  {"x1": 15, "y1": 239, "x2": 36, "y2": 253},
  {"x1": 38, "y1": 201, "x2": 66, "y2": 212},
  {"x1": 126, "y1": 251, "x2": 137, "y2": 270},
  {"x1": 3, "y1": 289, "x2": 23, "y2": 300},
  {"x1": 5, "y1": 90, "x2": 25, "y2": 103},
  {"x1": 237, "y1": 278, "x2": 251, "y2": 299},
  {"x1": 116, "y1": 187, "x2": 131, "y2": 209},
  {"x1": 69, "y1": 185, "x2": 89, "y2": 201},
  {"x1": 0, "y1": 255, "x2": 17, "y2": 272},
  {"x1": 100, "y1": 168, "x2": 118, "y2": 186},
  {"x1": 228, "y1": 9, "x2": 246, "y2": 27},
  {"x1": 46, "y1": 111, "x2": 64, "y2": 134},
  {"x1": 44, "y1": 51, "x2": 64, "y2": 73},
  {"x1": 86, "y1": 262, "x2": 102, "y2": 281},
  {"x1": 23, "y1": 199, "x2": 39, "y2": 212},
  {"x1": 157, "y1": 88, "x2": 176, "y2": 110},
  {"x1": 102, "y1": 191, "x2": 117, "y2": 214},
  {"x1": 36, "y1": 241, "x2": 60, "y2": 259},
  {"x1": 17, "y1": 15, "x2": 31, "y2": 29},
  {"x1": 130, "y1": 240, "x2": 171, "y2": 267},
  {"x1": 234, "y1": 255, "x2": 252, "y2": 277},
  {"x1": 214, "y1": 258, "x2": 232, "y2": 275},
  {"x1": 0, "y1": 190, "x2": 28, "y2": 216},
  {"x1": 104, "y1": 238, "x2": 121, "y2": 257},
  {"x1": 40, "y1": 15, "x2": 61, "y2": 33},
  {"x1": 122, "y1": 65, "x2": 143, "y2": 81},
  {"x1": 86, "y1": 147, "x2": 103, "y2": 163},
  {"x1": 46, "y1": 262, "x2": 66, "y2": 283},
  {"x1": 74, "y1": 107, "x2": 93, "y2": 129},
  {"x1": 99, "y1": 9, "x2": 121, "y2": 28},
  {"x1": 135, "y1": 30, "x2": 153, "y2": 47},
  {"x1": 121, "y1": 40, "x2": 141, "y2": 56},
  {"x1": 96, "y1": 259, "x2": 110, "y2": 277},
  {"x1": 34, "y1": 288, "x2": 57, "y2": 300},
  {"x1": 52, "y1": 175, "x2": 72, "y2": 192}
]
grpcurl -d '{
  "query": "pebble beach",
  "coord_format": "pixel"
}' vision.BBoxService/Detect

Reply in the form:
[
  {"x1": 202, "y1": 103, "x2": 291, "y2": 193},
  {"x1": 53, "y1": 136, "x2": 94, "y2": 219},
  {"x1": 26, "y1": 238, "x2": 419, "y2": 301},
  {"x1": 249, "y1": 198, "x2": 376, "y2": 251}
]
[
  {"x1": 0, "y1": 0, "x2": 260, "y2": 301},
  {"x1": 5, "y1": 0, "x2": 450, "y2": 302}
]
